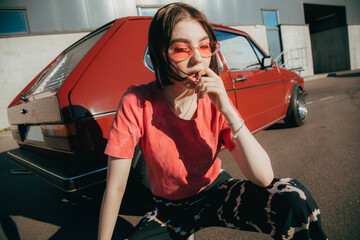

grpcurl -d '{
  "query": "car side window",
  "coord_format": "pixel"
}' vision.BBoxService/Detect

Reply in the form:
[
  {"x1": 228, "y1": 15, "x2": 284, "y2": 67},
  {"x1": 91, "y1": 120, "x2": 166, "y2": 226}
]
[
  {"x1": 251, "y1": 41, "x2": 265, "y2": 62},
  {"x1": 216, "y1": 31, "x2": 263, "y2": 71}
]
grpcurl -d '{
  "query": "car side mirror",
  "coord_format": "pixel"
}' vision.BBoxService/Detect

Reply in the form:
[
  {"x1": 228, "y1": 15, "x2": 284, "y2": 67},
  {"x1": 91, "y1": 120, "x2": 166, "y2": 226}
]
[{"x1": 262, "y1": 56, "x2": 273, "y2": 69}]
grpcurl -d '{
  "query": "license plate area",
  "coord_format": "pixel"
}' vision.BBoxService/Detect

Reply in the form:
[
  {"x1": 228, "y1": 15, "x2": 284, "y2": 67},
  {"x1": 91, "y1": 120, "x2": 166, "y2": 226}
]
[{"x1": 24, "y1": 125, "x2": 44, "y2": 143}]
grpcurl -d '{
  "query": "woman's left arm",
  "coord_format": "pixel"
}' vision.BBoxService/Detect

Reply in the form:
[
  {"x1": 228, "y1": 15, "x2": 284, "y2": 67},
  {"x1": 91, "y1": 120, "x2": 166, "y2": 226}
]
[
  {"x1": 196, "y1": 68, "x2": 274, "y2": 187},
  {"x1": 227, "y1": 118, "x2": 274, "y2": 187}
]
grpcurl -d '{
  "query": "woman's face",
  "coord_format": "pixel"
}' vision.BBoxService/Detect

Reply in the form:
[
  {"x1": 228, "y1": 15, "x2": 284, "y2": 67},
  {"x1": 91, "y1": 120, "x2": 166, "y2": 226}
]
[{"x1": 168, "y1": 19, "x2": 212, "y2": 88}]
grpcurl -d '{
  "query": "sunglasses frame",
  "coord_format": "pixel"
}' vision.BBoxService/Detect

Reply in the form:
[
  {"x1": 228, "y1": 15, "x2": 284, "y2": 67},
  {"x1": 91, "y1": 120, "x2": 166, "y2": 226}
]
[{"x1": 168, "y1": 41, "x2": 220, "y2": 61}]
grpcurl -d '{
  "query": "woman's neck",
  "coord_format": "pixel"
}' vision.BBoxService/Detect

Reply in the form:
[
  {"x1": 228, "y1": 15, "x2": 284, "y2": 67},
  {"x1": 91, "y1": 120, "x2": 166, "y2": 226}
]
[
  {"x1": 163, "y1": 84, "x2": 195, "y2": 102},
  {"x1": 162, "y1": 83, "x2": 198, "y2": 120}
]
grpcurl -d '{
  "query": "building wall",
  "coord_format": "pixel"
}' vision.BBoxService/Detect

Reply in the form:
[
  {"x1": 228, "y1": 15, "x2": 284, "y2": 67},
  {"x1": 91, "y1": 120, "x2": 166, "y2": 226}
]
[
  {"x1": 311, "y1": 26, "x2": 351, "y2": 73},
  {"x1": 303, "y1": 0, "x2": 360, "y2": 24},
  {"x1": 0, "y1": 0, "x2": 138, "y2": 34},
  {"x1": 280, "y1": 25, "x2": 314, "y2": 77},
  {"x1": 348, "y1": 25, "x2": 360, "y2": 70},
  {"x1": 1, "y1": 0, "x2": 359, "y2": 33}
]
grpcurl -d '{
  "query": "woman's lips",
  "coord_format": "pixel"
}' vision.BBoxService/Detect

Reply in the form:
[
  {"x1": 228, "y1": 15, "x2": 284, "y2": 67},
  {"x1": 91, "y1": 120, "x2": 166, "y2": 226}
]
[
  {"x1": 178, "y1": 70, "x2": 205, "y2": 88},
  {"x1": 188, "y1": 71, "x2": 202, "y2": 83}
]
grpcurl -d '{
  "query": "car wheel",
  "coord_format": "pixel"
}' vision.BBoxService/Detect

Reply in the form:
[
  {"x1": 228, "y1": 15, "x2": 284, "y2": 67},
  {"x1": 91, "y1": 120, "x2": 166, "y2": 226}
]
[{"x1": 285, "y1": 86, "x2": 307, "y2": 127}]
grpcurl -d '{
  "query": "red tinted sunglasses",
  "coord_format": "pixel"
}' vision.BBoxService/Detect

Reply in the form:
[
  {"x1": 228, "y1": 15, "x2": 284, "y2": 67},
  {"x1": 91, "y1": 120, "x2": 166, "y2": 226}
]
[{"x1": 168, "y1": 41, "x2": 220, "y2": 61}]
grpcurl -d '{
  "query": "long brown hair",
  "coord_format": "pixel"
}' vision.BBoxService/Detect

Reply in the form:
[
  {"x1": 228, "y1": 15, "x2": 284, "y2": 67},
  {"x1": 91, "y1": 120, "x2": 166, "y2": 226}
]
[{"x1": 148, "y1": 2, "x2": 219, "y2": 88}]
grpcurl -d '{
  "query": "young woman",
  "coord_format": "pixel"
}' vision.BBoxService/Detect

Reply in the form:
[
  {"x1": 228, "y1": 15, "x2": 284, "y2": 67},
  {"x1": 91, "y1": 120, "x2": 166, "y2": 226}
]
[{"x1": 98, "y1": 3, "x2": 327, "y2": 240}]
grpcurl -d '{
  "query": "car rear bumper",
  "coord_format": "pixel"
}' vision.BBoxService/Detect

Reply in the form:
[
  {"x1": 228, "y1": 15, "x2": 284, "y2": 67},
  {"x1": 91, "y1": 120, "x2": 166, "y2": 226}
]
[{"x1": 6, "y1": 148, "x2": 107, "y2": 192}]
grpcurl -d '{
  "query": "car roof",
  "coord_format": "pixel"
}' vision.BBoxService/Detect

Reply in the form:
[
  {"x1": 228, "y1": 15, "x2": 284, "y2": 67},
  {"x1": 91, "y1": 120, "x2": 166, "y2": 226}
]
[{"x1": 122, "y1": 16, "x2": 250, "y2": 36}]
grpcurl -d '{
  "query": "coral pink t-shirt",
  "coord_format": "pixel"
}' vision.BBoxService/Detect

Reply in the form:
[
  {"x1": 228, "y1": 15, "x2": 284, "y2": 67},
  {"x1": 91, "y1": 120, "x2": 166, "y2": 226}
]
[{"x1": 105, "y1": 81, "x2": 240, "y2": 200}]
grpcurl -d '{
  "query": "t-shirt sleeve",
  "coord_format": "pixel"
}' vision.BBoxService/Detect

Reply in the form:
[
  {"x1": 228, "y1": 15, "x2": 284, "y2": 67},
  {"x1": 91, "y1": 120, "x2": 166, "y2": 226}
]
[
  {"x1": 104, "y1": 91, "x2": 142, "y2": 159},
  {"x1": 220, "y1": 98, "x2": 243, "y2": 152}
]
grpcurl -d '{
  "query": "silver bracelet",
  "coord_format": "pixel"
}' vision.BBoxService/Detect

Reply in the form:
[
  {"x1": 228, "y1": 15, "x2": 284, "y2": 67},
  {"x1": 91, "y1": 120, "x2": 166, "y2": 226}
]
[
  {"x1": 232, "y1": 122, "x2": 245, "y2": 140},
  {"x1": 228, "y1": 119, "x2": 244, "y2": 126}
]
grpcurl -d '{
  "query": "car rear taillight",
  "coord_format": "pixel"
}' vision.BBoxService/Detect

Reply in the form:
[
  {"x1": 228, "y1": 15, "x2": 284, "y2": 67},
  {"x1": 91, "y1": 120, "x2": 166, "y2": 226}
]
[{"x1": 41, "y1": 124, "x2": 76, "y2": 137}]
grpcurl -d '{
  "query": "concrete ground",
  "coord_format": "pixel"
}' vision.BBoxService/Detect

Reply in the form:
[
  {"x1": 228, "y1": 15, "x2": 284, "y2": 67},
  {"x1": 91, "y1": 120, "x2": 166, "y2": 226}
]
[{"x1": 0, "y1": 69, "x2": 359, "y2": 239}]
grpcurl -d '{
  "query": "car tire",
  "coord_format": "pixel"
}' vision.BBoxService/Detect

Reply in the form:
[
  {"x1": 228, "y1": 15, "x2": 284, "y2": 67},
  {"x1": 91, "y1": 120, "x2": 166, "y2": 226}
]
[{"x1": 284, "y1": 85, "x2": 307, "y2": 127}]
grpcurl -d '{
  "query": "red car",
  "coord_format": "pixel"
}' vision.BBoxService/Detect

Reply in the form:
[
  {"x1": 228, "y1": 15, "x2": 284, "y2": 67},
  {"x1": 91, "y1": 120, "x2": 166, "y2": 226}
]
[{"x1": 6, "y1": 17, "x2": 307, "y2": 192}]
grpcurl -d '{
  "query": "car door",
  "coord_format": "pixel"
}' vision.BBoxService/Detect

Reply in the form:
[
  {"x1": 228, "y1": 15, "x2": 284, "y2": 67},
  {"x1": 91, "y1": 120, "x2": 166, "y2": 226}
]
[{"x1": 216, "y1": 30, "x2": 286, "y2": 133}]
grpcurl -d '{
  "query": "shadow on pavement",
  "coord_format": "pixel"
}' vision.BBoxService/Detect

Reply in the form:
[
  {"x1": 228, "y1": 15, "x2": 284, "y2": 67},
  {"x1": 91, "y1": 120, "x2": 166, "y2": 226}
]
[
  {"x1": 264, "y1": 122, "x2": 294, "y2": 131},
  {"x1": 0, "y1": 106, "x2": 154, "y2": 239},
  {"x1": 0, "y1": 149, "x2": 153, "y2": 240},
  {"x1": 327, "y1": 72, "x2": 360, "y2": 78}
]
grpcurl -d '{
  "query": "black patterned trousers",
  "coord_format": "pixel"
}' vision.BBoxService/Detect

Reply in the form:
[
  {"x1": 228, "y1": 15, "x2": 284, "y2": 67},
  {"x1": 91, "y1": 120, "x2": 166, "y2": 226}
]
[{"x1": 127, "y1": 172, "x2": 327, "y2": 240}]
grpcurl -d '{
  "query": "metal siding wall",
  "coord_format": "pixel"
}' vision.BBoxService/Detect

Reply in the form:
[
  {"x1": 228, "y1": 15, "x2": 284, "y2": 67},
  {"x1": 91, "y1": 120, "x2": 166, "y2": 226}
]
[
  {"x1": 85, "y1": 0, "x2": 115, "y2": 28},
  {"x1": 204, "y1": 0, "x2": 222, "y2": 24},
  {"x1": 24, "y1": 0, "x2": 60, "y2": 32},
  {"x1": 204, "y1": 0, "x2": 260, "y2": 25},
  {"x1": 302, "y1": 0, "x2": 360, "y2": 24},
  {"x1": 114, "y1": 0, "x2": 137, "y2": 18},
  {"x1": 52, "y1": 0, "x2": 89, "y2": 31},
  {"x1": 1, "y1": 0, "x2": 359, "y2": 33},
  {"x1": 202, "y1": 0, "x2": 305, "y2": 26},
  {"x1": 220, "y1": 0, "x2": 239, "y2": 25},
  {"x1": 28, "y1": 0, "x2": 90, "y2": 32}
]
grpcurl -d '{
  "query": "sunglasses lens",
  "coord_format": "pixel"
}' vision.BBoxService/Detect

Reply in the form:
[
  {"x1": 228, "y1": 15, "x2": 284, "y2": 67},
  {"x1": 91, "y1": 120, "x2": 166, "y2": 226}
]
[
  {"x1": 198, "y1": 43, "x2": 212, "y2": 57},
  {"x1": 169, "y1": 42, "x2": 219, "y2": 61},
  {"x1": 170, "y1": 44, "x2": 191, "y2": 61},
  {"x1": 199, "y1": 42, "x2": 219, "y2": 57}
]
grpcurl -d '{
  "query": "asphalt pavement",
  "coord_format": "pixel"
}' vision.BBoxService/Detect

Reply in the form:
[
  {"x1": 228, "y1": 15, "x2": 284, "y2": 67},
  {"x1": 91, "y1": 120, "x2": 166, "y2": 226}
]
[{"x1": 0, "y1": 69, "x2": 359, "y2": 240}]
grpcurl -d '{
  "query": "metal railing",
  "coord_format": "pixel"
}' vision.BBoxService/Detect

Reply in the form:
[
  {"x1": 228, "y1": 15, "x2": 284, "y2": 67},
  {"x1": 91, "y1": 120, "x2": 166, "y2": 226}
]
[{"x1": 274, "y1": 47, "x2": 308, "y2": 73}]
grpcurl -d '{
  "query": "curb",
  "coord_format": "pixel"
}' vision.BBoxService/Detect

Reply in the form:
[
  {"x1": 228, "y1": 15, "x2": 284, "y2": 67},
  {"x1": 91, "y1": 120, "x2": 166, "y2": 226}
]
[
  {"x1": 303, "y1": 69, "x2": 360, "y2": 82},
  {"x1": 303, "y1": 74, "x2": 328, "y2": 81}
]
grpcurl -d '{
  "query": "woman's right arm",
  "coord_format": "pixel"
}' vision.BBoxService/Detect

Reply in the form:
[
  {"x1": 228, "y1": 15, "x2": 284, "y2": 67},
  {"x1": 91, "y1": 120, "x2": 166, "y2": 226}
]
[{"x1": 98, "y1": 156, "x2": 132, "y2": 240}]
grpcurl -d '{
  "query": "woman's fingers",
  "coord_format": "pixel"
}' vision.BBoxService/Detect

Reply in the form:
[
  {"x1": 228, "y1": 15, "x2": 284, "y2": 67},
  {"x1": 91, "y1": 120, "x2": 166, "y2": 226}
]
[
  {"x1": 196, "y1": 81, "x2": 220, "y2": 99},
  {"x1": 205, "y1": 67, "x2": 218, "y2": 78},
  {"x1": 194, "y1": 68, "x2": 233, "y2": 113},
  {"x1": 195, "y1": 68, "x2": 226, "y2": 99}
]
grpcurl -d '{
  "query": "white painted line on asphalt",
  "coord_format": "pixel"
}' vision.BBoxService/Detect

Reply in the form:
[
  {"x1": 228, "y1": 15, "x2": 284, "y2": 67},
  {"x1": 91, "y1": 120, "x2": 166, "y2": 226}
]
[
  {"x1": 307, "y1": 96, "x2": 334, "y2": 105},
  {"x1": 320, "y1": 96, "x2": 334, "y2": 101}
]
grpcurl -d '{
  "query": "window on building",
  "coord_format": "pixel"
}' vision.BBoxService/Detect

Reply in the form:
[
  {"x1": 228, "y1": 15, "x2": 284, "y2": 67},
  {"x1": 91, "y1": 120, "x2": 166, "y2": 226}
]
[
  {"x1": 262, "y1": 10, "x2": 279, "y2": 29},
  {"x1": 0, "y1": 9, "x2": 28, "y2": 35},
  {"x1": 138, "y1": 7, "x2": 159, "y2": 16},
  {"x1": 262, "y1": 10, "x2": 282, "y2": 62}
]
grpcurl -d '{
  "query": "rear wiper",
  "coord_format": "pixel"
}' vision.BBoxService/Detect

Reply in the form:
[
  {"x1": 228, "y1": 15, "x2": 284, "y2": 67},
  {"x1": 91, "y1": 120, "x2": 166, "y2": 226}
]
[{"x1": 20, "y1": 93, "x2": 29, "y2": 102}]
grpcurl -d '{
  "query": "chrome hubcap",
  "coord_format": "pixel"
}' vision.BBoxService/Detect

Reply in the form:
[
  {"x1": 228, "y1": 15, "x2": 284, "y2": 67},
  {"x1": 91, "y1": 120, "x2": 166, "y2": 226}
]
[{"x1": 297, "y1": 92, "x2": 307, "y2": 121}]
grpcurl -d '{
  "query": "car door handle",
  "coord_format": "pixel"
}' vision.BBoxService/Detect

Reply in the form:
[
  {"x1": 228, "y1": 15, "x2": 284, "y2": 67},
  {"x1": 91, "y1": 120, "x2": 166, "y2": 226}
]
[{"x1": 234, "y1": 77, "x2": 247, "y2": 82}]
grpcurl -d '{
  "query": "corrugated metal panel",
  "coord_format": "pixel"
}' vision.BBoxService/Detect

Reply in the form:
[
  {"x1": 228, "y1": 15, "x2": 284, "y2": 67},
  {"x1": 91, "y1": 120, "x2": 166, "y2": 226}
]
[
  {"x1": 114, "y1": 0, "x2": 137, "y2": 18},
  {"x1": 204, "y1": 0, "x2": 222, "y2": 24},
  {"x1": 0, "y1": 0, "x2": 359, "y2": 34},
  {"x1": 85, "y1": 0, "x2": 116, "y2": 28},
  {"x1": 25, "y1": 0, "x2": 90, "y2": 33}
]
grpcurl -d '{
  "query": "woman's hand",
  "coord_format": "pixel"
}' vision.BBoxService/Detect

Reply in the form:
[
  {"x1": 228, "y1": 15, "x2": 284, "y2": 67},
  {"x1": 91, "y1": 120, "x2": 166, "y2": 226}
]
[
  {"x1": 194, "y1": 68, "x2": 232, "y2": 114},
  {"x1": 193, "y1": 69, "x2": 274, "y2": 187}
]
